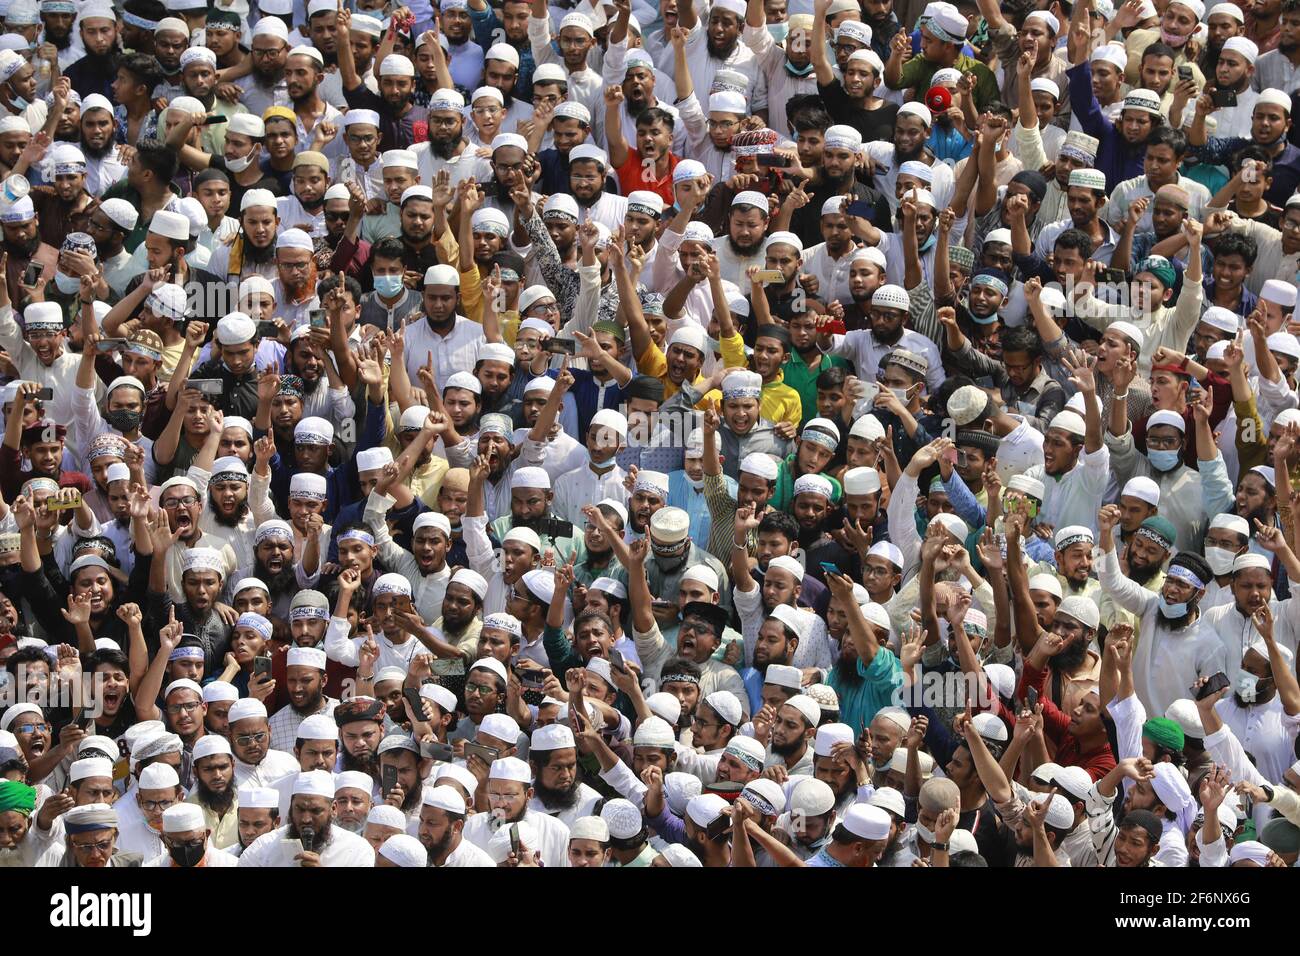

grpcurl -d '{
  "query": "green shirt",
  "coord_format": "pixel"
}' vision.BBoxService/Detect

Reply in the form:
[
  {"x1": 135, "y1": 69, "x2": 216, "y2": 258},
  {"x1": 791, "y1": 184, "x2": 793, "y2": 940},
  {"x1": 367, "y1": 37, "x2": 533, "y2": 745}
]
[
  {"x1": 891, "y1": 54, "x2": 1000, "y2": 112},
  {"x1": 782, "y1": 349, "x2": 849, "y2": 428},
  {"x1": 770, "y1": 455, "x2": 843, "y2": 514}
]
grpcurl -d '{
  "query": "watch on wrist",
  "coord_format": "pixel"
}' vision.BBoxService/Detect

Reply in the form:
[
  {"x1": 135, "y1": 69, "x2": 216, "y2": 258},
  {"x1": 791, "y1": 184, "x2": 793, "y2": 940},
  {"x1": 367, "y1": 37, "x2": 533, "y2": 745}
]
[{"x1": 930, "y1": 841, "x2": 949, "y2": 852}]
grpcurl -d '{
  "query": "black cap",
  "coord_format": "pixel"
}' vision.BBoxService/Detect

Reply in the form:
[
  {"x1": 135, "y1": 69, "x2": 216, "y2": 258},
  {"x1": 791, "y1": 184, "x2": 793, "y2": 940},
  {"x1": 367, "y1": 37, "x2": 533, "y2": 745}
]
[
  {"x1": 681, "y1": 601, "x2": 729, "y2": 639},
  {"x1": 625, "y1": 374, "x2": 665, "y2": 403}
]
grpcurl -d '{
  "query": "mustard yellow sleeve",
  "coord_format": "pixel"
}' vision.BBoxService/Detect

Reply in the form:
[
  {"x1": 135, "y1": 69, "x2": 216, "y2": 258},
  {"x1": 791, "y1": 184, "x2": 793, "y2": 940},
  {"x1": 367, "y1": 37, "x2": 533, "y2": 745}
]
[
  {"x1": 459, "y1": 264, "x2": 483, "y2": 326},
  {"x1": 638, "y1": 341, "x2": 668, "y2": 382},
  {"x1": 719, "y1": 331, "x2": 748, "y2": 370},
  {"x1": 1233, "y1": 396, "x2": 1267, "y2": 473}
]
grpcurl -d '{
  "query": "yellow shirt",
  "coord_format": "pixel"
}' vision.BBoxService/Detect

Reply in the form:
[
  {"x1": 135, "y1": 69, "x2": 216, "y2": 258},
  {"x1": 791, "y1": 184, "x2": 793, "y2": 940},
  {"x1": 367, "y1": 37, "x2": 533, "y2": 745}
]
[
  {"x1": 718, "y1": 331, "x2": 800, "y2": 428},
  {"x1": 186, "y1": 792, "x2": 240, "y2": 851}
]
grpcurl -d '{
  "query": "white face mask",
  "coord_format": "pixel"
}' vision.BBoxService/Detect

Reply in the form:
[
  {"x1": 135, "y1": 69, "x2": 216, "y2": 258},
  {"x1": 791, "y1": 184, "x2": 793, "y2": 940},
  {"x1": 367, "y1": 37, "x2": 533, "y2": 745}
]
[
  {"x1": 225, "y1": 150, "x2": 256, "y2": 173},
  {"x1": 1235, "y1": 671, "x2": 1259, "y2": 703},
  {"x1": 1204, "y1": 546, "x2": 1238, "y2": 577},
  {"x1": 915, "y1": 822, "x2": 936, "y2": 843}
]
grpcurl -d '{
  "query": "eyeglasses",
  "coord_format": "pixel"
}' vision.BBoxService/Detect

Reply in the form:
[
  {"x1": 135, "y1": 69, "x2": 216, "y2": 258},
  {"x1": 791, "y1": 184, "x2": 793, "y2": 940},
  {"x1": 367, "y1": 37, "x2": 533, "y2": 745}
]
[
  {"x1": 474, "y1": 106, "x2": 503, "y2": 117},
  {"x1": 163, "y1": 495, "x2": 199, "y2": 507},
  {"x1": 140, "y1": 798, "x2": 177, "y2": 813},
  {"x1": 706, "y1": 119, "x2": 738, "y2": 130},
  {"x1": 166, "y1": 701, "x2": 202, "y2": 714},
  {"x1": 324, "y1": 210, "x2": 351, "y2": 221},
  {"x1": 863, "y1": 565, "x2": 894, "y2": 577},
  {"x1": 279, "y1": 260, "x2": 312, "y2": 273},
  {"x1": 346, "y1": 132, "x2": 378, "y2": 145},
  {"x1": 464, "y1": 681, "x2": 496, "y2": 697},
  {"x1": 692, "y1": 715, "x2": 722, "y2": 729},
  {"x1": 234, "y1": 731, "x2": 268, "y2": 745},
  {"x1": 71, "y1": 838, "x2": 114, "y2": 853},
  {"x1": 15, "y1": 722, "x2": 48, "y2": 734}
]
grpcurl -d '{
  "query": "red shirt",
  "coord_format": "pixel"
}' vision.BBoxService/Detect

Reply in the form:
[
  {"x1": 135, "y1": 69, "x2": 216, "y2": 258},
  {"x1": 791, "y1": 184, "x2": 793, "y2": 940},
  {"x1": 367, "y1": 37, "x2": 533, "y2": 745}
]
[
  {"x1": 1018, "y1": 661, "x2": 1117, "y2": 781},
  {"x1": 616, "y1": 149, "x2": 680, "y2": 207}
]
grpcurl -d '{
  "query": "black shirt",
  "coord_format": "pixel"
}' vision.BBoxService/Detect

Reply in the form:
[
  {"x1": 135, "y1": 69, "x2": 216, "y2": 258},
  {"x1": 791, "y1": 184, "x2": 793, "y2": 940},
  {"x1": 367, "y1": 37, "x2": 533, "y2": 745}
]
[{"x1": 817, "y1": 80, "x2": 900, "y2": 145}]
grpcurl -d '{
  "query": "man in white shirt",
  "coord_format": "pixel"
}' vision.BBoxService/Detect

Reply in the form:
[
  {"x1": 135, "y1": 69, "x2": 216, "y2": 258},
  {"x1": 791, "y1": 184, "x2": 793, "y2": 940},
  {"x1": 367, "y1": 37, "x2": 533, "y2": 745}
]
[
  {"x1": 419, "y1": 784, "x2": 495, "y2": 866},
  {"x1": 238, "y1": 770, "x2": 374, "y2": 866},
  {"x1": 401, "y1": 263, "x2": 486, "y2": 391},
  {"x1": 228, "y1": 698, "x2": 300, "y2": 788},
  {"x1": 712, "y1": 190, "x2": 770, "y2": 287},
  {"x1": 460, "y1": 756, "x2": 571, "y2": 866}
]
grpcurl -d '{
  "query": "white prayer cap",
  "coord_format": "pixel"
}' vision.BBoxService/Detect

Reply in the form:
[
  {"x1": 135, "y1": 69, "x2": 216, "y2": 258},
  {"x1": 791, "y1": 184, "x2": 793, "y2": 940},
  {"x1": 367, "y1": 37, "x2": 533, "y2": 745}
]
[
  {"x1": 367, "y1": 805, "x2": 406, "y2": 829},
  {"x1": 1047, "y1": 409, "x2": 1086, "y2": 438},
  {"x1": 216, "y1": 312, "x2": 256, "y2": 346},
  {"x1": 1050, "y1": 765, "x2": 1094, "y2": 803},
  {"x1": 983, "y1": 663, "x2": 1016, "y2": 701},
  {"x1": 69, "y1": 757, "x2": 115, "y2": 783},
  {"x1": 478, "y1": 712, "x2": 519, "y2": 745},
  {"x1": 488, "y1": 756, "x2": 532, "y2": 783},
  {"x1": 291, "y1": 770, "x2": 336, "y2": 799},
  {"x1": 874, "y1": 706, "x2": 911, "y2": 731},
  {"x1": 1028, "y1": 792, "x2": 1075, "y2": 829},
  {"x1": 378, "y1": 54, "x2": 415, "y2": 77},
  {"x1": 252, "y1": 16, "x2": 290, "y2": 40},
  {"x1": 148, "y1": 208, "x2": 190, "y2": 242},
  {"x1": 238, "y1": 786, "x2": 280, "y2": 809},
  {"x1": 202, "y1": 681, "x2": 239, "y2": 703},
  {"x1": 288, "y1": 44, "x2": 325, "y2": 66},
  {"x1": 888, "y1": 746, "x2": 933, "y2": 776},
  {"x1": 930, "y1": 512, "x2": 968, "y2": 542},
  {"x1": 739, "y1": 452, "x2": 779, "y2": 480},
  {"x1": 601, "y1": 798, "x2": 644, "y2": 839},
  {"x1": 1268, "y1": 332, "x2": 1300, "y2": 359},
  {"x1": 839, "y1": 466, "x2": 881, "y2": 496},
  {"x1": 870, "y1": 786, "x2": 906, "y2": 818},
  {"x1": 704, "y1": 691, "x2": 743, "y2": 727},
  {"x1": 1058, "y1": 595, "x2": 1100, "y2": 630},
  {"x1": 531, "y1": 724, "x2": 575, "y2": 752},
  {"x1": 790, "y1": 778, "x2": 835, "y2": 816},
  {"x1": 293, "y1": 714, "x2": 337, "y2": 743},
  {"x1": 485, "y1": 42, "x2": 520, "y2": 66},
  {"x1": 841, "y1": 803, "x2": 892, "y2": 840},
  {"x1": 227, "y1": 698, "x2": 267, "y2": 723},
  {"x1": 1122, "y1": 88, "x2": 1162, "y2": 115},
  {"x1": 570, "y1": 816, "x2": 609, "y2": 843},
  {"x1": 186, "y1": 735, "x2": 231, "y2": 765},
  {"x1": 381, "y1": 149, "x2": 419, "y2": 171},
  {"x1": 1121, "y1": 476, "x2": 1161, "y2": 506},
  {"x1": 590, "y1": 408, "x2": 629, "y2": 438},
  {"x1": 633, "y1": 715, "x2": 677, "y2": 749},
  {"x1": 422, "y1": 785, "x2": 467, "y2": 814},
  {"x1": 1199, "y1": 306, "x2": 1239, "y2": 335},
  {"x1": 450, "y1": 568, "x2": 489, "y2": 600},
  {"x1": 161, "y1": 803, "x2": 206, "y2": 834},
  {"x1": 275, "y1": 227, "x2": 314, "y2": 252},
  {"x1": 681, "y1": 564, "x2": 720, "y2": 591},
  {"x1": 1147, "y1": 409, "x2": 1186, "y2": 433},
  {"x1": 813, "y1": 722, "x2": 855, "y2": 757},
  {"x1": 767, "y1": 555, "x2": 805, "y2": 584},
  {"x1": 764, "y1": 663, "x2": 802, "y2": 691},
  {"x1": 139, "y1": 763, "x2": 180, "y2": 790},
  {"x1": 163, "y1": 678, "x2": 203, "y2": 700},
  {"x1": 1164, "y1": 699, "x2": 1205, "y2": 739},
  {"x1": 897, "y1": 101, "x2": 933, "y2": 127},
  {"x1": 667, "y1": 324, "x2": 707, "y2": 354},
  {"x1": 417, "y1": 682, "x2": 458, "y2": 716},
  {"x1": 1221, "y1": 36, "x2": 1259, "y2": 64},
  {"x1": 378, "y1": 833, "x2": 427, "y2": 867},
  {"x1": 77, "y1": 735, "x2": 118, "y2": 759},
  {"x1": 1259, "y1": 89, "x2": 1293, "y2": 114},
  {"x1": 741, "y1": 777, "x2": 787, "y2": 816},
  {"x1": 645, "y1": 693, "x2": 681, "y2": 728},
  {"x1": 685, "y1": 792, "x2": 730, "y2": 827},
  {"x1": 971, "y1": 711, "x2": 1008, "y2": 743},
  {"x1": 1233, "y1": 553, "x2": 1272, "y2": 573},
  {"x1": 1209, "y1": 514, "x2": 1250, "y2": 537},
  {"x1": 1210, "y1": 2, "x2": 1244, "y2": 20}
]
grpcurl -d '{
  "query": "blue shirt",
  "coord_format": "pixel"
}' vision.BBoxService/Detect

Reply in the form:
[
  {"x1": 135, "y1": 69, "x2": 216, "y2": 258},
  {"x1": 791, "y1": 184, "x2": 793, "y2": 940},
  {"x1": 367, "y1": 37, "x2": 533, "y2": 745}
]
[
  {"x1": 1067, "y1": 61, "x2": 1146, "y2": 190},
  {"x1": 828, "y1": 647, "x2": 905, "y2": 736}
]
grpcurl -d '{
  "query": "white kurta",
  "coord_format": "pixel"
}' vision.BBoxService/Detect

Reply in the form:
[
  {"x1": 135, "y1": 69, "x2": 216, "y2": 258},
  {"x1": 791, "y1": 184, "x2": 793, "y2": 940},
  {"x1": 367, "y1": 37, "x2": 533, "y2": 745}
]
[
  {"x1": 237, "y1": 823, "x2": 375, "y2": 866},
  {"x1": 460, "y1": 808, "x2": 571, "y2": 867},
  {"x1": 551, "y1": 461, "x2": 629, "y2": 526}
]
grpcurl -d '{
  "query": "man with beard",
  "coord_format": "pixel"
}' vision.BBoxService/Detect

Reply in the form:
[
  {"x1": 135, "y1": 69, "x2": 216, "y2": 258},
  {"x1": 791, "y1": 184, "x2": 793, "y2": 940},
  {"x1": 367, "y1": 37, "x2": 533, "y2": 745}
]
[
  {"x1": 192, "y1": 454, "x2": 275, "y2": 572},
  {"x1": 1068, "y1": 45, "x2": 1164, "y2": 191},
  {"x1": 0, "y1": 297, "x2": 79, "y2": 447},
  {"x1": 88, "y1": 199, "x2": 139, "y2": 297},
  {"x1": 1189, "y1": 89, "x2": 1300, "y2": 206},
  {"x1": 759, "y1": 694, "x2": 819, "y2": 777},
  {"x1": 527, "y1": 723, "x2": 602, "y2": 827},
  {"x1": 1098, "y1": 512, "x2": 1226, "y2": 715},
  {"x1": 431, "y1": 568, "x2": 487, "y2": 660},
  {"x1": 819, "y1": 286, "x2": 944, "y2": 398},
  {"x1": 334, "y1": 696, "x2": 386, "y2": 780},
  {"x1": 412, "y1": 90, "x2": 482, "y2": 190},
  {"x1": 229, "y1": 17, "x2": 291, "y2": 117},
  {"x1": 0, "y1": 195, "x2": 56, "y2": 305},
  {"x1": 331, "y1": 771, "x2": 374, "y2": 836},
  {"x1": 227, "y1": 698, "x2": 298, "y2": 789},
  {"x1": 419, "y1": 784, "x2": 495, "y2": 867},
  {"x1": 374, "y1": 735, "x2": 430, "y2": 829},
  {"x1": 338, "y1": 12, "x2": 418, "y2": 150},
  {"x1": 461, "y1": 756, "x2": 570, "y2": 866},
  {"x1": 679, "y1": 0, "x2": 760, "y2": 115},
  {"x1": 38, "y1": 1, "x2": 81, "y2": 70},
  {"x1": 268, "y1": 650, "x2": 337, "y2": 753},
  {"x1": 0, "y1": 778, "x2": 40, "y2": 867},
  {"x1": 28, "y1": 143, "x2": 93, "y2": 249},
  {"x1": 61, "y1": 3, "x2": 118, "y2": 102},
  {"x1": 186, "y1": 735, "x2": 239, "y2": 850},
  {"x1": 285, "y1": 45, "x2": 342, "y2": 149},
  {"x1": 1254, "y1": 0, "x2": 1300, "y2": 90},
  {"x1": 76, "y1": 95, "x2": 128, "y2": 197},
  {"x1": 1031, "y1": 168, "x2": 1119, "y2": 266},
  {"x1": 238, "y1": 770, "x2": 374, "y2": 866},
  {"x1": 864, "y1": 103, "x2": 957, "y2": 214},
  {"x1": 439, "y1": 0, "x2": 486, "y2": 91},
  {"x1": 703, "y1": 190, "x2": 765, "y2": 287},
  {"x1": 206, "y1": 190, "x2": 281, "y2": 286},
  {"x1": 167, "y1": 112, "x2": 284, "y2": 213},
  {"x1": 811, "y1": 723, "x2": 871, "y2": 815}
]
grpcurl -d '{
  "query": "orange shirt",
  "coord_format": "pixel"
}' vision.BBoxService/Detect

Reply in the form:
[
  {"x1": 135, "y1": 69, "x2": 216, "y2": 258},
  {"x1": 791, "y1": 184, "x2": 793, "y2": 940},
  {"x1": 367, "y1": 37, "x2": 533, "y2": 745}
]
[{"x1": 616, "y1": 149, "x2": 679, "y2": 207}]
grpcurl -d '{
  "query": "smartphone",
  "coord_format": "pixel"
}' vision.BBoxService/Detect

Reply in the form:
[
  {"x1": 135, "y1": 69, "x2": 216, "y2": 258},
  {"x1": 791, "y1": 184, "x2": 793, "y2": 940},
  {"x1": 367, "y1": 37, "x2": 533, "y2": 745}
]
[
  {"x1": 1100, "y1": 267, "x2": 1127, "y2": 284},
  {"x1": 199, "y1": 114, "x2": 229, "y2": 125},
  {"x1": 819, "y1": 561, "x2": 841, "y2": 576},
  {"x1": 94, "y1": 338, "x2": 128, "y2": 353},
  {"x1": 187, "y1": 378, "x2": 224, "y2": 398},
  {"x1": 956, "y1": 449, "x2": 968, "y2": 469},
  {"x1": 1196, "y1": 672, "x2": 1230, "y2": 700},
  {"x1": 509, "y1": 822, "x2": 521, "y2": 856},
  {"x1": 46, "y1": 492, "x2": 83, "y2": 511},
  {"x1": 381, "y1": 763, "x2": 399, "y2": 797},
  {"x1": 1177, "y1": 64, "x2": 1193, "y2": 81},
  {"x1": 33, "y1": 386, "x2": 53, "y2": 401},
  {"x1": 941, "y1": 447, "x2": 959, "y2": 465},
  {"x1": 609, "y1": 647, "x2": 626, "y2": 674},
  {"x1": 705, "y1": 809, "x2": 732, "y2": 842},
  {"x1": 309, "y1": 309, "x2": 327, "y2": 329},
  {"x1": 756, "y1": 154, "x2": 791, "y2": 168},
  {"x1": 22, "y1": 263, "x2": 41, "y2": 286},
  {"x1": 1026, "y1": 686, "x2": 1039, "y2": 710},
  {"x1": 844, "y1": 199, "x2": 876, "y2": 219},
  {"x1": 402, "y1": 687, "x2": 426, "y2": 722},
  {"x1": 822, "y1": 315, "x2": 846, "y2": 335},
  {"x1": 1212, "y1": 88, "x2": 1237, "y2": 108},
  {"x1": 545, "y1": 338, "x2": 577, "y2": 355},
  {"x1": 752, "y1": 269, "x2": 785, "y2": 284},
  {"x1": 516, "y1": 667, "x2": 546, "y2": 690},
  {"x1": 421, "y1": 740, "x2": 455, "y2": 762},
  {"x1": 253, "y1": 654, "x2": 272, "y2": 679},
  {"x1": 255, "y1": 320, "x2": 279, "y2": 340},
  {"x1": 463, "y1": 741, "x2": 500, "y2": 765}
]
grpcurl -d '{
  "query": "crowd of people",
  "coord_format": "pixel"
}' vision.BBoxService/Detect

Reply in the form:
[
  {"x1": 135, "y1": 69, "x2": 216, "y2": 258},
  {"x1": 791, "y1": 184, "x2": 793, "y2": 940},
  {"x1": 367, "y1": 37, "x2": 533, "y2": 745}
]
[{"x1": 0, "y1": 0, "x2": 1296, "y2": 871}]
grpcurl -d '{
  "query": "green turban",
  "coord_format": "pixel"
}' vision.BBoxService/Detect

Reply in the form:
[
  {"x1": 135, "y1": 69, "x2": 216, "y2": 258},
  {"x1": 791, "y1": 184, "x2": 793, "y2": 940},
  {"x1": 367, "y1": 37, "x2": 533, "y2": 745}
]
[
  {"x1": 1142, "y1": 717, "x2": 1184, "y2": 753},
  {"x1": 0, "y1": 780, "x2": 36, "y2": 816}
]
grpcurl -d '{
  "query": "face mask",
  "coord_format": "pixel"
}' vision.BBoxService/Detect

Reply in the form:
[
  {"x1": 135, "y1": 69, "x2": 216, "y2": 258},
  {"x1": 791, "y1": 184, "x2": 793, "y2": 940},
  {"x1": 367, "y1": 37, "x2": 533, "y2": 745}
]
[
  {"x1": 705, "y1": 336, "x2": 721, "y2": 354},
  {"x1": 1159, "y1": 28, "x2": 1189, "y2": 47},
  {"x1": 970, "y1": 310, "x2": 998, "y2": 325},
  {"x1": 1204, "y1": 546, "x2": 1238, "y2": 576},
  {"x1": 889, "y1": 386, "x2": 911, "y2": 404},
  {"x1": 768, "y1": 21, "x2": 789, "y2": 42},
  {"x1": 785, "y1": 59, "x2": 815, "y2": 77},
  {"x1": 1157, "y1": 597, "x2": 1189, "y2": 620},
  {"x1": 168, "y1": 840, "x2": 206, "y2": 867},
  {"x1": 687, "y1": 475, "x2": 704, "y2": 490},
  {"x1": 1147, "y1": 449, "x2": 1181, "y2": 472},
  {"x1": 53, "y1": 270, "x2": 80, "y2": 293},
  {"x1": 9, "y1": 95, "x2": 28, "y2": 111},
  {"x1": 225, "y1": 150, "x2": 256, "y2": 173},
  {"x1": 373, "y1": 274, "x2": 405, "y2": 298},
  {"x1": 915, "y1": 823, "x2": 936, "y2": 843},
  {"x1": 1235, "y1": 671, "x2": 1258, "y2": 703},
  {"x1": 105, "y1": 409, "x2": 142, "y2": 433}
]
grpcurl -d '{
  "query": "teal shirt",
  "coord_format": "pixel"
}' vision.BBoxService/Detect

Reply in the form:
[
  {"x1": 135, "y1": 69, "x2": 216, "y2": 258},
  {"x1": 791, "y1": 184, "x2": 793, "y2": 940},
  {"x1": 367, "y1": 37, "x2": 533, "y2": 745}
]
[{"x1": 828, "y1": 646, "x2": 905, "y2": 737}]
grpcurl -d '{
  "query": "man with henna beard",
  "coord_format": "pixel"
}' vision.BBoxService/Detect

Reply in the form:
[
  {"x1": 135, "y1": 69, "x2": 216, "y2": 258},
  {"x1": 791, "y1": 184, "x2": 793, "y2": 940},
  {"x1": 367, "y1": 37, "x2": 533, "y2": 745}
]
[{"x1": 334, "y1": 697, "x2": 386, "y2": 780}]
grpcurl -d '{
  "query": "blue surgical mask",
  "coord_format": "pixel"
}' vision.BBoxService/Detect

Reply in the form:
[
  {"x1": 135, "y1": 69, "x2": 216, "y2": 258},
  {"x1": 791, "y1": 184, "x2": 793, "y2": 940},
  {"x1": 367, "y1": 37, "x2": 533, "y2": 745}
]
[
  {"x1": 53, "y1": 271, "x2": 80, "y2": 294},
  {"x1": 1147, "y1": 449, "x2": 1181, "y2": 472},
  {"x1": 1157, "y1": 597, "x2": 1189, "y2": 619},
  {"x1": 373, "y1": 274, "x2": 405, "y2": 298},
  {"x1": 768, "y1": 21, "x2": 789, "y2": 43},
  {"x1": 970, "y1": 310, "x2": 998, "y2": 325},
  {"x1": 9, "y1": 95, "x2": 28, "y2": 111}
]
